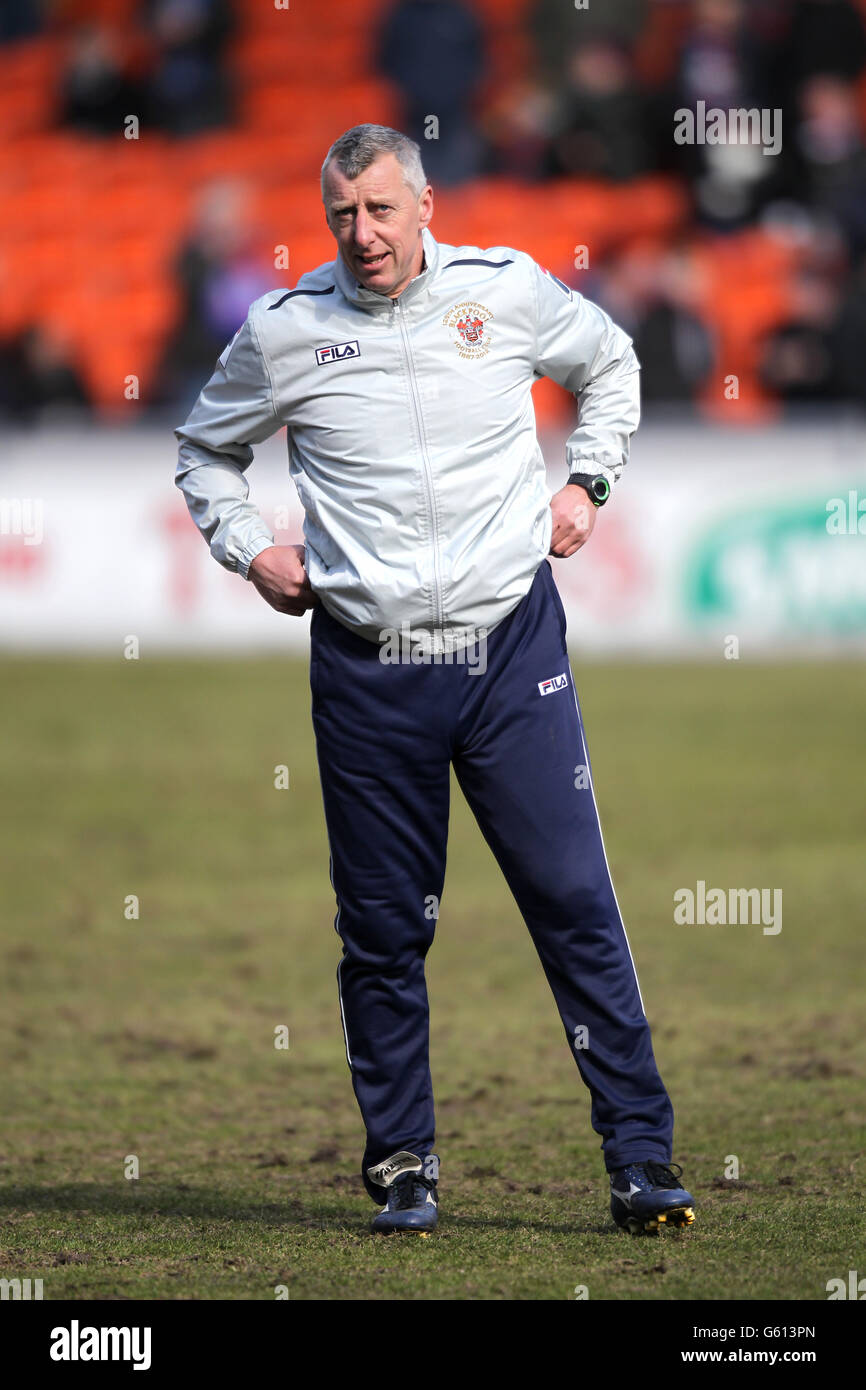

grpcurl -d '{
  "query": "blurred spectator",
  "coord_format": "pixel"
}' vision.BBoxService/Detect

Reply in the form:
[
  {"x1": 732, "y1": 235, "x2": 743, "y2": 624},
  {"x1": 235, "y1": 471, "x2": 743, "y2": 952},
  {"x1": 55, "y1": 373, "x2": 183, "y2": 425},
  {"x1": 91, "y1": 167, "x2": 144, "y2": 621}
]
[
  {"x1": 484, "y1": 78, "x2": 558, "y2": 180},
  {"x1": 0, "y1": 0, "x2": 43, "y2": 43},
  {"x1": 594, "y1": 242, "x2": 715, "y2": 406},
  {"x1": 760, "y1": 268, "x2": 844, "y2": 403},
  {"x1": 790, "y1": 74, "x2": 866, "y2": 257},
  {"x1": 781, "y1": 0, "x2": 866, "y2": 91},
  {"x1": 140, "y1": 0, "x2": 234, "y2": 135},
  {"x1": 668, "y1": 0, "x2": 784, "y2": 228},
  {"x1": 377, "y1": 0, "x2": 486, "y2": 185},
  {"x1": 59, "y1": 24, "x2": 142, "y2": 135},
  {"x1": 635, "y1": 247, "x2": 716, "y2": 404},
  {"x1": 152, "y1": 180, "x2": 272, "y2": 413},
  {"x1": 828, "y1": 251, "x2": 866, "y2": 408},
  {"x1": 548, "y1": 36, "x2": 655, "y2": 180},
  {"x1": 0, "y1": 323, "x2": 91, "y2": 423},
  {"x1": 530, "y1": 0, "x2": 648, "y2": 98},
  {"x1": 676, "y1": 0, "x2": 763, "y2": 111}
]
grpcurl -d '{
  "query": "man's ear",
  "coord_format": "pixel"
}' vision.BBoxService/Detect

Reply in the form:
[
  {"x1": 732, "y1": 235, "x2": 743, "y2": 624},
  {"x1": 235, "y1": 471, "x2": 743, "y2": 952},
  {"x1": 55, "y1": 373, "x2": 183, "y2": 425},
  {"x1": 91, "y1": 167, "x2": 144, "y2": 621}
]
[{"x1": 418, "y1": 184, "x2": 434, "y2": 230}]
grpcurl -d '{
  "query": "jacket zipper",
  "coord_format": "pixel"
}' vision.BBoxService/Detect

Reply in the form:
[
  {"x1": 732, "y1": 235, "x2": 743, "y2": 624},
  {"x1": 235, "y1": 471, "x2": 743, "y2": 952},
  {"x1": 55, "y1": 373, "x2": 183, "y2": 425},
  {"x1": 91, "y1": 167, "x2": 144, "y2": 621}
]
[{"x1": 393, "y1": 298, "x2": 444, "y2": 629}]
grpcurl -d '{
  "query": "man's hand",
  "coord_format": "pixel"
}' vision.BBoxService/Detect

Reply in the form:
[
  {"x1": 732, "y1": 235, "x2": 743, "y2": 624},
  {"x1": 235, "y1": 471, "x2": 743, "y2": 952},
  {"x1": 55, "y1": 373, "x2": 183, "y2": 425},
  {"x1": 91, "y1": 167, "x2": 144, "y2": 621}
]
[
  {"x1": 248, "y1": 544, "x2": 319, "y2": 615},
  {"x1": 548, "y1": 483, "x2": 599, "y2": 559}
]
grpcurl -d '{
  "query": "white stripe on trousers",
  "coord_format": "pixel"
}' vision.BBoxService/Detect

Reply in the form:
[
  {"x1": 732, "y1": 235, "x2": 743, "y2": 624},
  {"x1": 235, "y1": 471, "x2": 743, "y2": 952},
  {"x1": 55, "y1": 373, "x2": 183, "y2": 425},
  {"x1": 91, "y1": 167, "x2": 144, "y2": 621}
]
[{"x1": 569, "y1": 669, "x2": 647, "y2": 1017}]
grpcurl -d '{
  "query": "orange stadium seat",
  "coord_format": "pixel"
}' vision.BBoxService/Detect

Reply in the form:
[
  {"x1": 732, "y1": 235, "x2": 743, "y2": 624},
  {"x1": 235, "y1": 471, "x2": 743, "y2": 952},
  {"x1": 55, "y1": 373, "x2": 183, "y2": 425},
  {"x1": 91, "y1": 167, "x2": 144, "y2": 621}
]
[
  {"x1": 167, "y1": 129, "x2": 316, "y2": 187},
  {"x1": 610, "y1": 177, "x2": 690, "y2": 245},
  {"x1": 0, "y1": 82, "x2": 56, "y2": 137},
  {"x1": 90, "y1": 232, "x2": 176, "y2": 284},
  {"x1": 4, "y1": 132, "x2": 104, "y2": 188},
  {"x1": 231, "y1": 30, "x2": 365, "y2": 84},
  {"x1": 0, "y1": 34, "x2": 64, "y2": 88},
  {"x1": 54, "y1": 0, "x2": 139, "y2": 24},
  {"x1": 472, "y1": 0, "x2": 533, "y2": 23},
  {"x1": 253, "y1": 188, "x2": 328, "y2": 239},
  {"x1": 240, "y1": 77, "x2": 400, "y2": 136},
  {"x1": 8, "y1": 235, "x2": 73, "y2": 298},
  {"x1": 531, "y1": 374, "x2": 572, "y2": 429},
  {"x1": 90, "y1": 139, "x2": 180, "y2": 189},
  {"x1": 84, "y1": 182, "x2": 191, "y2": 237},
  {"x1": 77, "y1": 339, "x2": 158, "y2": 414},
  {"x1": 483, "y1": 29, "x2": 533, "y2": 86},
  {"x1": 688, "y1": 229, "x2": 801, "y2": 424},
  {"x1": 277, "y1": 232, "x2": 340, "y2": 281},
  {"x1": 241, "y1": 0, "x2": 392, "y2": 33},
  {"x1": 541, "y1": 182, "x2": 622, "y2": 264},
  {"x1": 0, "y1": 248, "x2": 33, "y2": 335},
  {"x1": 633, "y1": 2, "x2": 692, "y2": 86}
]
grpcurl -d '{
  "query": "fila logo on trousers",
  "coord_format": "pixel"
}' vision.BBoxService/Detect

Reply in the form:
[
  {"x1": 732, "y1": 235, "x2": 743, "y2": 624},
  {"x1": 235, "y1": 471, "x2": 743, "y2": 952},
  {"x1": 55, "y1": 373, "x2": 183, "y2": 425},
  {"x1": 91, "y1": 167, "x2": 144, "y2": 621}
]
[
  {"x1": 316, "y1": 340, "x2": 360, "y2": 366},
  {"x1": 538, "y1": 672, "x2": 569, "y2": 697}
]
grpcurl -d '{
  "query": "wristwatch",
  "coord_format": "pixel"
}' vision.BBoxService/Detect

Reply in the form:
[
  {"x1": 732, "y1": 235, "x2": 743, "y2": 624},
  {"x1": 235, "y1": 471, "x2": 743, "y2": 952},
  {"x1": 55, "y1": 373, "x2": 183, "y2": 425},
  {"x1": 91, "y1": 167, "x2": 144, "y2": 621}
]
[{"x1": 566, "y1": 472, "x2": 611, "y2": 507}]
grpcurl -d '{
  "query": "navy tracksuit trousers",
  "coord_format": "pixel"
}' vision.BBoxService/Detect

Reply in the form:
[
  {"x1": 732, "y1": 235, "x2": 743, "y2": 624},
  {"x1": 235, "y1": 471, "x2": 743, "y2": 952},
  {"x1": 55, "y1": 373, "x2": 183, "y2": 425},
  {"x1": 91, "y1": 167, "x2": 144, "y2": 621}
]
[{"x1": 309, "y1": 560, "x2": 674, "y2": 1201}]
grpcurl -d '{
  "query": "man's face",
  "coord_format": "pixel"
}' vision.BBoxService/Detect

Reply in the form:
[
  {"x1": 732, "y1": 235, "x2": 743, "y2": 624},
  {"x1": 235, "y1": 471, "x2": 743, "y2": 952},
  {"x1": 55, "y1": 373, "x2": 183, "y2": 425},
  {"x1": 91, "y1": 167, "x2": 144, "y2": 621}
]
[{"x1": 323, "y1": 153, "x2": 433, "y2": 299}]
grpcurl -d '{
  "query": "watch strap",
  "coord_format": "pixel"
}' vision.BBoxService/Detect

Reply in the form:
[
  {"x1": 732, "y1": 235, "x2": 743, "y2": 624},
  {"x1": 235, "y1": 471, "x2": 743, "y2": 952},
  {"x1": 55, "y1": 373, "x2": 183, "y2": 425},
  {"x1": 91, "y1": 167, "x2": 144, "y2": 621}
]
[{"x1": 566, "y1": 472, "x2": 611, "y2": 506}]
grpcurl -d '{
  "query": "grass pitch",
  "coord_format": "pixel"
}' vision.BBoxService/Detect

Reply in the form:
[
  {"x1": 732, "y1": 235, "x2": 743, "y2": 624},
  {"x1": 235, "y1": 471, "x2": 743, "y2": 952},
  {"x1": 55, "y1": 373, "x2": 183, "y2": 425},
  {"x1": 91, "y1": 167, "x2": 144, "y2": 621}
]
[{"x1": 1, "y1": 656, "x2": 864, "y2": 1300}]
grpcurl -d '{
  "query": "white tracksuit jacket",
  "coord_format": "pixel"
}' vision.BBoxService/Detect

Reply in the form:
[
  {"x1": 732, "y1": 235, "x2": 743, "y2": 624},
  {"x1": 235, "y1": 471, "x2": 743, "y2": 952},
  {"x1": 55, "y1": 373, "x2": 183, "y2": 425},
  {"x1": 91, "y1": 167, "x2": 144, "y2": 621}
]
[{"x1": 175, "y1": 226, "x2": 640, "y2": 644}]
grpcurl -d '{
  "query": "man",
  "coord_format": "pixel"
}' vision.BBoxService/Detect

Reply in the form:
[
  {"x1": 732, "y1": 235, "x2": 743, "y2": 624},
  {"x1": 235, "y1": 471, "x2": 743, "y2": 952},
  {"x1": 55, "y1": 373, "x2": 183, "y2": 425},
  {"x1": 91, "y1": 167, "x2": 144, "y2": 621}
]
[{"x1": 175, "y1": 124, "x2": 695, "y2": 1238}]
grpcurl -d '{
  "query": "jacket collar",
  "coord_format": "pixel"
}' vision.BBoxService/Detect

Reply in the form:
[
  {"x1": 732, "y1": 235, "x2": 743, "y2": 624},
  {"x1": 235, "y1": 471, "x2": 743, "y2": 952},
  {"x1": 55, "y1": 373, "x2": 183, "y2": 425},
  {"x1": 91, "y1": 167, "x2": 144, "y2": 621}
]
[{"x1": 333, "y1": 227, "x2": 439, "y2": 313}]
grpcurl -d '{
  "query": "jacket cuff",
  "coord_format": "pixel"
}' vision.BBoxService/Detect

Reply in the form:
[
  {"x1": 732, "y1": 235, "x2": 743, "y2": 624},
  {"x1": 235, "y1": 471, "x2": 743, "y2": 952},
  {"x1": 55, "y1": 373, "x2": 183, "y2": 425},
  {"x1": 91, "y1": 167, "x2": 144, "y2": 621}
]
[
  {"x1": 237, "y1": 535, "x2": 276, "y2": 581},
  {"x1": 566, "y1": 458, "x2": 619, "y2": 488}
]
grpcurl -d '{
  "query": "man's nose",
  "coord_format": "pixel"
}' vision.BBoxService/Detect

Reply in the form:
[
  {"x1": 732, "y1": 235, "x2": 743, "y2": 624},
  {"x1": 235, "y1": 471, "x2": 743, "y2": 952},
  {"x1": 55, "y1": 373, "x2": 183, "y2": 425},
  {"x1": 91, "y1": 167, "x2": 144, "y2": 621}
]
[{"x1": 353, "y1": 209, "x2": 375, "y2": 247}]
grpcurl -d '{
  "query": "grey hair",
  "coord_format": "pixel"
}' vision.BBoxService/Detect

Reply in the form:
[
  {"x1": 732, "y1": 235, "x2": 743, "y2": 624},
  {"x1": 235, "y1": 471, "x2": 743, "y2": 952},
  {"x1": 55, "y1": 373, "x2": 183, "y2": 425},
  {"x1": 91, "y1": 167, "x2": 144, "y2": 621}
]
[{"x1": 321, "y1": 124, "x2": 428, "y2": 200}]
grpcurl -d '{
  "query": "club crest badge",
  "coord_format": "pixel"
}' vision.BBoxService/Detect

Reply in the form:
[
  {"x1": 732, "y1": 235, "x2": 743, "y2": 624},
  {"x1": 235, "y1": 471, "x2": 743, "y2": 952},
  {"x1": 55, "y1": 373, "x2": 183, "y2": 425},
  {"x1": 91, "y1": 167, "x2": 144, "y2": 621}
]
[{"x1": 443, "y1": 300, "x2": 493, "y2": 359}]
